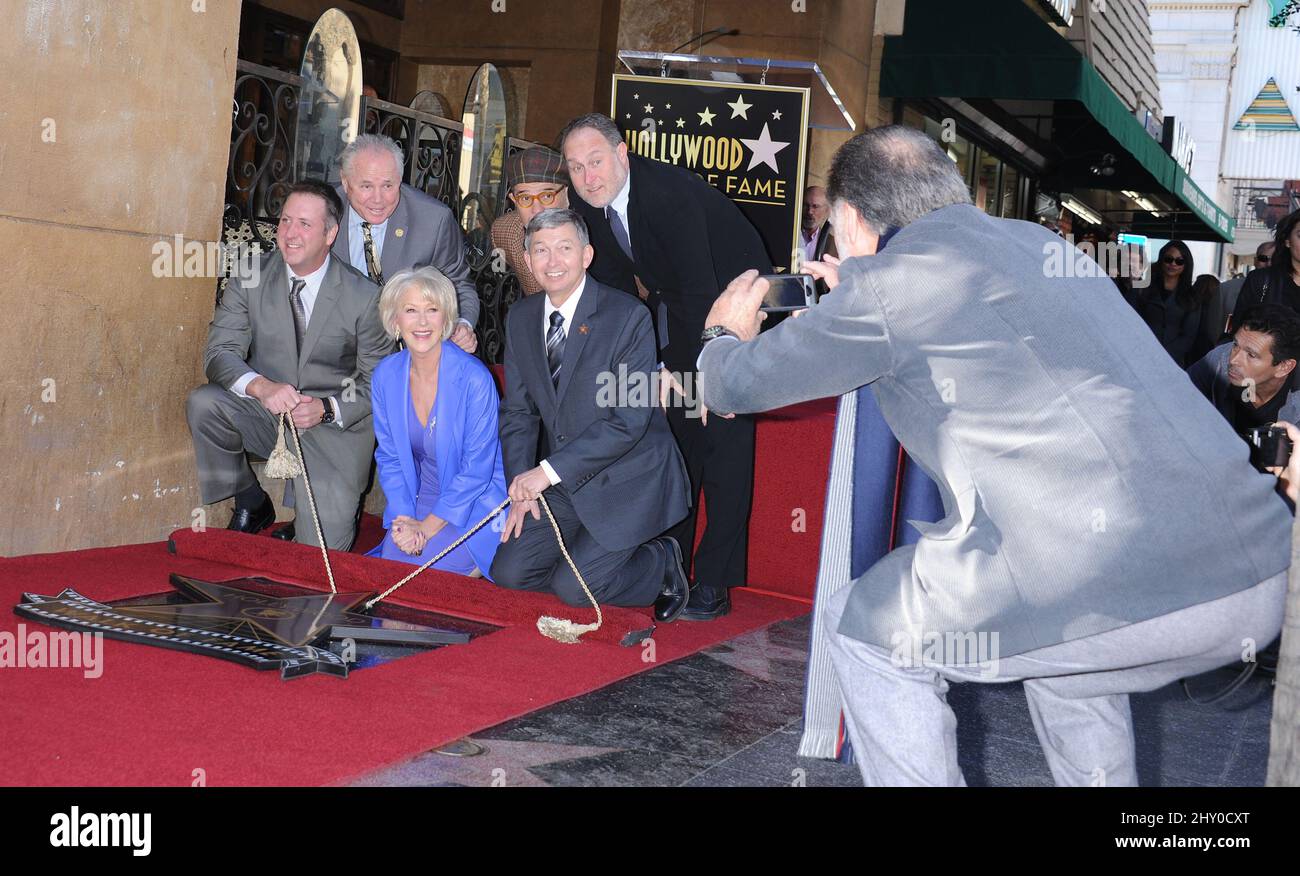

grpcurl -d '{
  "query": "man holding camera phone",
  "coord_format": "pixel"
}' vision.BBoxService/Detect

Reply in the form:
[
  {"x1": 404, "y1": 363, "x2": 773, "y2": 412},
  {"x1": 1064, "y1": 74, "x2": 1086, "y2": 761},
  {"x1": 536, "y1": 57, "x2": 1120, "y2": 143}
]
[{"x1": 695, "y1": 126, "x2": 1291, "y2": 786}]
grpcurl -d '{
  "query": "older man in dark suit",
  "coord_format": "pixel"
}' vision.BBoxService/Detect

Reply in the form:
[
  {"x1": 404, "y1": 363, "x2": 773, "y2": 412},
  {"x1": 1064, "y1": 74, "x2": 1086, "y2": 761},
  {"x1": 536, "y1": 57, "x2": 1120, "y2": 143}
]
[
  {"x1": 490, "y1": 209, "x2": 691, "y2": 620},
  {"x1": 560, "y1": 113, "x2": 771, "y2": 620},
  {"x1": 187, "y1": 180, "x2": 393, "y2": 550}
]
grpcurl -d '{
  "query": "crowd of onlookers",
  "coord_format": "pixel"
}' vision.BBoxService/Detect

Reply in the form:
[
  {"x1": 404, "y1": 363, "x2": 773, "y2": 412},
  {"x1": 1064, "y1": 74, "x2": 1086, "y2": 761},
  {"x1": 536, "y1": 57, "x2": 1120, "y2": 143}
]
[{"x1": 1078, "y1": 211, "x2": 1300, "y2": 462}]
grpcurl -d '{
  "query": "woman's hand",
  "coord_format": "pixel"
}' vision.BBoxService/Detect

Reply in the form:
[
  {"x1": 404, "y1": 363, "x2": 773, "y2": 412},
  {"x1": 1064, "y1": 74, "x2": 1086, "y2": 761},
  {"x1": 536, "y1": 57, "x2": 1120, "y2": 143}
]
[
  {"x1": 391, "y1": 516, "x2": 428, "y2": 555},
  {"x1": 418, "y1": 514, "x2": 448, "y2": 542}
]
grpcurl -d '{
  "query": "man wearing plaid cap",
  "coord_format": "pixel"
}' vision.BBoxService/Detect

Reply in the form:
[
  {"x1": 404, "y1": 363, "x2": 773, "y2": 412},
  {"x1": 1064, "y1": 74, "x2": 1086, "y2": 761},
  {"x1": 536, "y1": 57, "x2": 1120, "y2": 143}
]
[{"x1": 491, "y1": 147, "x2": 570, "y2": 296}]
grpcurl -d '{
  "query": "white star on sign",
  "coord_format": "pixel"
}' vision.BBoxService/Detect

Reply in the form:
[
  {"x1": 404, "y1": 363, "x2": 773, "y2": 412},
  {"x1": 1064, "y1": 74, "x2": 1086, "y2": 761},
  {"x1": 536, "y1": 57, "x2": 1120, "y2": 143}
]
[
  {"x1": 676, "y1": 118, "x2": 686, "y2": 128},
  {"x1": 698, "y1": 107, "x2": 716, "y2": 126},
  {"x1": 644, "y1": 103, "x2": 654, "y2": 114},
  {"x1": 727, "y1": 94, "x2": 752, "y2": 119},
  {"x1": 772, "y1": 109, "x2": 783, "y2": 120},
  {"x1": 666, "y1": 103, "x2": 672, "y2": 109},
  {"x1": 740, "y1": 123, "x2": 791, "y2": 173}
]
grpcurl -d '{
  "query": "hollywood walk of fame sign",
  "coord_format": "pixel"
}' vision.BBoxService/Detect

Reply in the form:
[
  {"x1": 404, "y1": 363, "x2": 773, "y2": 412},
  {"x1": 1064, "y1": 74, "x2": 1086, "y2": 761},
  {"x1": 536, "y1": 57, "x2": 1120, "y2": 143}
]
[
  {"x1": 611, "y1": 75, "x2": 810, "y2": 272},
  {"x1": 14, "y1": 574, "x2": 474, "y2": 680}
]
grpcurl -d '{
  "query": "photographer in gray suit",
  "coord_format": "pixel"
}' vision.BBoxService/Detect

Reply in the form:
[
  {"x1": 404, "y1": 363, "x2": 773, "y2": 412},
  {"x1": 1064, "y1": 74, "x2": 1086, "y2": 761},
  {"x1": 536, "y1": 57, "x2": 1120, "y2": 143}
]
[
  {"x1": 697, "y1": 126, "x2": 1291, "y2": 786},
  {"x1": 187, "y1": 181, "x2": 393, "y2": 550}
]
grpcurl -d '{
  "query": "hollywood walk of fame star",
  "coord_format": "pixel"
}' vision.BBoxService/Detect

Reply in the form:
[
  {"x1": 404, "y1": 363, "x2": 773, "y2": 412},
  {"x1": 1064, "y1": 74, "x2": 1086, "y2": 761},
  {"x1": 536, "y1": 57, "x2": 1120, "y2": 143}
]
[
  {"x1": 740, "y1": 123, "x2": 791, "y2": 173},
  {"x1": 728, "y1": 94, "x2": 753, "y2": 119}
]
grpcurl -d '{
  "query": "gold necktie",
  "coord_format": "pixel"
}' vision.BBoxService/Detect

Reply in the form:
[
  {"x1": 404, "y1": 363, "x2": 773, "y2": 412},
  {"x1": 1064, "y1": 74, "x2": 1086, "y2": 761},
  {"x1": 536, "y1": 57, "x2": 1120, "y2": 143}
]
[{"x1": 360, "y1": 221, "x2": 384, "y2": 285}]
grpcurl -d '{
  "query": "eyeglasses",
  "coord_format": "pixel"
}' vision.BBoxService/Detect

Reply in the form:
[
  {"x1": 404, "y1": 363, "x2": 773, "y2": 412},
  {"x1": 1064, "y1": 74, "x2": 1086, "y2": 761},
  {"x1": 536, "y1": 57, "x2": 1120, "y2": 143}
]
[
  {"x1": 1162, "y1": 256, "x2": 1185, "y2": 265},
  {"x1": 510, "y1": 188, "x2": 565, "y2": 208}
]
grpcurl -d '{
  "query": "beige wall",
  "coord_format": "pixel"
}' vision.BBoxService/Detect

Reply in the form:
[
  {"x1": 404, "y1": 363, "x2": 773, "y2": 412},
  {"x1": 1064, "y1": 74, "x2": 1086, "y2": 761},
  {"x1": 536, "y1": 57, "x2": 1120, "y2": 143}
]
[{"x1": 0, "y1": 1, "x2": 242, "y2": 555}]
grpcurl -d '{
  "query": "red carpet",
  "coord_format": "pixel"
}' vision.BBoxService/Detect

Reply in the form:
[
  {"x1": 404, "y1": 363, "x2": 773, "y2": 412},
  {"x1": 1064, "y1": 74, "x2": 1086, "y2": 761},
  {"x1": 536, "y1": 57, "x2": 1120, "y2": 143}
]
[{"x1": 0, "y1": 529, "x2": 806, "y2": 786}]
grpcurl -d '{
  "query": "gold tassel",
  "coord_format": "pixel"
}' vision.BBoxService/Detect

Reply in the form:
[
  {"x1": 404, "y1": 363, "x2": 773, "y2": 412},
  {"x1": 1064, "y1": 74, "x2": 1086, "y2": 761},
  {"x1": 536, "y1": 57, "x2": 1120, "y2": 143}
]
[
  {"x1": 263, "y1": 414, "x2": 303, "y2": 479},
  {"x1": 536, "y1": 616, "x2": 601, "y2": 644}
]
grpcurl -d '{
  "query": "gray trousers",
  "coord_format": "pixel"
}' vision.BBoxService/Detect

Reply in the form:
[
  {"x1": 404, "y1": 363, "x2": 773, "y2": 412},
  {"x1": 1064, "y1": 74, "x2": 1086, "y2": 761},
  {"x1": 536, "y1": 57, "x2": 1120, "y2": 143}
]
[
  {"x1": 823, "y1": 571, "x2": 1287, "y2": 786},
  {"x1": 186, "y1": 384, "x2": 362, "y2": 551}
]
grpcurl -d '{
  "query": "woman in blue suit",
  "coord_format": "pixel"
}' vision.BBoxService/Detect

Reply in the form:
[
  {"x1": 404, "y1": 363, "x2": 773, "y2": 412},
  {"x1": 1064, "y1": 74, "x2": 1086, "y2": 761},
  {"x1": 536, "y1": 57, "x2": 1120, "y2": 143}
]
[{"x1": 369, "y1": 266, "x2": 507, "y2": 577}]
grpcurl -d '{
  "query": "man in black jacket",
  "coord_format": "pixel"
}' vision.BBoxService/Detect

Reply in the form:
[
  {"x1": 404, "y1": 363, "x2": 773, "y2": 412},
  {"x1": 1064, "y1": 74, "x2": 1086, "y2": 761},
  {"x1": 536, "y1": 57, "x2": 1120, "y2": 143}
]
[{"x1": 560, "y1": 113, "x2": 772, "y2": 619}]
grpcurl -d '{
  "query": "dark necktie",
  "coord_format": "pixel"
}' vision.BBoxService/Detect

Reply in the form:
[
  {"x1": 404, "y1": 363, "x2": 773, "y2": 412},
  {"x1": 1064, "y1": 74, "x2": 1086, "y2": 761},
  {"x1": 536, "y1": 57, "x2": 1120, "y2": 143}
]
[
  {"x1": 288, "y1": 277, "x2": 308, "y2": 354},
  {"x1": 360, "y1": 221, "x2": 384, "y2": 284},
  {"x1": 546, "y1": 311, "x2": 566, "y2": 389},
  {"x1": 606, "y1": 206, "x2": 633, "y2": 261}
]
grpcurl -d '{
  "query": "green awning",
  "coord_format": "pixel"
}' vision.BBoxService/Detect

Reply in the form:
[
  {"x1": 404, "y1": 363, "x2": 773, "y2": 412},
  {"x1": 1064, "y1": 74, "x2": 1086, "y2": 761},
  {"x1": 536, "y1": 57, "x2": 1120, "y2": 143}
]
[{"x1": 881, "y1": 0, "x2": 1234, "y2": 242}]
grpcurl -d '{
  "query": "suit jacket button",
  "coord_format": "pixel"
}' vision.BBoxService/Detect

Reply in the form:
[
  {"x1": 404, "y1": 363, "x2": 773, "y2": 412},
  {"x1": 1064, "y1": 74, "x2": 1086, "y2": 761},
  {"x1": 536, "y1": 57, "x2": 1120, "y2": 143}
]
[{"x1": 557, "y1": 435, "x2": 565, "y2": 442}]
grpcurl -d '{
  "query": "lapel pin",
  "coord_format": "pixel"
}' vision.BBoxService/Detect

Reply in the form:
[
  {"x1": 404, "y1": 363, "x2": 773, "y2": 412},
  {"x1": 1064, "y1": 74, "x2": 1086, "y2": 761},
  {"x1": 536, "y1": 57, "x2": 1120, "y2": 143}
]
[
  {"x1": 394, "y1": 228, "x2": 405, "y2": 238},
  {"x1": 578, "y1": 323, "x2": 590, "y2": 334}
]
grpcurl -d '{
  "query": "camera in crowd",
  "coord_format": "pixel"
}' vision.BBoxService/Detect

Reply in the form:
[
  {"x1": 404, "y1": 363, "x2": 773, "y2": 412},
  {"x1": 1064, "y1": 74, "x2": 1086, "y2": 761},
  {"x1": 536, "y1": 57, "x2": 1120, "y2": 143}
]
[{"x1": 1243, "y1": 425, "x2": 1294, "y2": 471}]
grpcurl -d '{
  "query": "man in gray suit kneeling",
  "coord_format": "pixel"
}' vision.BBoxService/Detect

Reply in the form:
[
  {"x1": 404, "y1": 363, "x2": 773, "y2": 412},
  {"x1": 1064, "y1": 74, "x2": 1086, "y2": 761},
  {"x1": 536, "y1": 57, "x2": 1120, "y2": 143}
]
[
  {"x1": 697, "y1": 126, "x2": 1291, "y2": 786},
  {"x1": 187, "y1": 181, "x2": 393, "y2": 550}
]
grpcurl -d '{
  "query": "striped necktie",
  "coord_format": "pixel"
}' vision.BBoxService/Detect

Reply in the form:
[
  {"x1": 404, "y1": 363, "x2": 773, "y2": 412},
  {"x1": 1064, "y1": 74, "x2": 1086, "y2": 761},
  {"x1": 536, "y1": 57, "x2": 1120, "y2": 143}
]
[
  {"x1": 546, "y1": 311, "x2": 565, "y2": 389},
  {"x1": 360, "y1": 221, "x2": 384, "y2": 284},
  {"x1": 288, "y1": 277, "x2": 308, "y2": 354}
]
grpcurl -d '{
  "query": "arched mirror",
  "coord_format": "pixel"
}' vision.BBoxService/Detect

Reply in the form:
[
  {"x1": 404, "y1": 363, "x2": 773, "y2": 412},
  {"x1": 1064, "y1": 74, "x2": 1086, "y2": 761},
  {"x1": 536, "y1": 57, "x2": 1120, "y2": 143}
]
[
  {"x1": 458, "y1": 63, "x2": 509, "y2": 235},
  {"x1": 293, "y1": 8, "x2": 362, "y2": 184}
]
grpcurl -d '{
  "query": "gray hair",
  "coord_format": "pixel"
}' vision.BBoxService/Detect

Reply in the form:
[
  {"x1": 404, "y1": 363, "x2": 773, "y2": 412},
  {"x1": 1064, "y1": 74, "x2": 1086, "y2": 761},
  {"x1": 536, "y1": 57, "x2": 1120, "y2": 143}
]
[
  {"x1": 827, "y1": 125, "x2": 972, "y2": 234},
  {"x1": 523, "y1": 208, "x2": 590, "y2": 251},
  {"x1": 339, "y1": 134, "x2": 405, "y2": 180},
  {"x1": 376, "y1": 266, "x2": 459, "y2": 342},
  {"x1": 558, "y1": 113, "x2": 623, "y2": 151}
]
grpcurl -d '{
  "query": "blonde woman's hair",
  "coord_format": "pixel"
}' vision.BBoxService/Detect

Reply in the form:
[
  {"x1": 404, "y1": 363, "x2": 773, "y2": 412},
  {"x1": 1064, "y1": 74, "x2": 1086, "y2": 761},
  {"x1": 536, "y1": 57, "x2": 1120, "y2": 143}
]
[{"x1": 377, "y1": 266, "x2": 459, "y2": 342}]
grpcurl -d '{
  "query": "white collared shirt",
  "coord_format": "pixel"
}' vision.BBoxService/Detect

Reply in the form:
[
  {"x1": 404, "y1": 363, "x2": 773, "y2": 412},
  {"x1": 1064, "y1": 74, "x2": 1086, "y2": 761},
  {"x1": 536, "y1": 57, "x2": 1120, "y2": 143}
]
[
  {"x1": 347, "y1": 205, "x2": 388, "y2": 275},
  {"x1": 231, "y1": 255, "x2": 342, "y2": 426},
  {"x1": 542, "y1": 275, "x2": 587, "y2": 348},
  {"x1": 538, "y1": 275, "x2": 588, "y2": 485}
]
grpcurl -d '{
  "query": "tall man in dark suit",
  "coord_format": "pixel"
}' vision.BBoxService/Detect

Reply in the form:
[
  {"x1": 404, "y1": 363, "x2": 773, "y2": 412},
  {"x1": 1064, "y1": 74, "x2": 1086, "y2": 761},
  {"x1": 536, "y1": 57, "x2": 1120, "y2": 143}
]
[
  {"x1": 187, "y1": 181, "x2": 393, "y2": 550},
  {"x1": 490, "y1": 209, "x2": 692, "y2": 621},
  {"x1": 334, "y1": 134, "x2": 479, "y2": 353},
  {"x1": 560, "y1": 113, "x2": 771, "y2": 620}
]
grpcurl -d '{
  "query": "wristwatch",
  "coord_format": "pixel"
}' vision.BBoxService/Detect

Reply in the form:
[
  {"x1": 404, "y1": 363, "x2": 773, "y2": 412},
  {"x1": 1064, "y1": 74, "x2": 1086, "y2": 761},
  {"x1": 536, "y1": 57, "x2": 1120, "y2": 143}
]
[
  {"x1": 700, "y1": 325, "x2": 739, "y2": 345},
  {"x1": 320, "y1": 399, "x2": 336, "y2": 425}
]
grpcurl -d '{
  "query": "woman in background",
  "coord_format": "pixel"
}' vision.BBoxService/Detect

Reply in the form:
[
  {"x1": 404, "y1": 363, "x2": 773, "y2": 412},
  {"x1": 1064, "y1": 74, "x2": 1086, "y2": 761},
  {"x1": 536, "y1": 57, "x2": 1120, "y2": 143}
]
[
  {"x1": 1229, "y1": 208, "x2": 1300, "y2": 332},
  {"x1": 369, "y1": 267, "x2": 506, "y2": 577},
  {"x1": 1126, "y1": 240, "x2": 1202, "y2": 368}
]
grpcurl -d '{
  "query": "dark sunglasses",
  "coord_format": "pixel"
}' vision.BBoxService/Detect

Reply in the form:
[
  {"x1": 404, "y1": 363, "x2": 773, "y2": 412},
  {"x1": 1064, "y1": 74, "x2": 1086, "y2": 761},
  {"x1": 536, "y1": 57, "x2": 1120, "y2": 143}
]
[
  {"x1": 1162, "y1": 256, "x2": 1185, "y2": 265},
  {"x1": 1257, "y1": 255, "x2": 1272, "y2": 264}
]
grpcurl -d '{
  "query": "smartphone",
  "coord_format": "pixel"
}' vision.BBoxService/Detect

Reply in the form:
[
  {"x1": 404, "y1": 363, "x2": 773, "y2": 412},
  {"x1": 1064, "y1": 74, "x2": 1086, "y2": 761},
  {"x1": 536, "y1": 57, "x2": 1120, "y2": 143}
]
[{"x1": 757, "y1": 274, "x2": 818, "y2": 312}]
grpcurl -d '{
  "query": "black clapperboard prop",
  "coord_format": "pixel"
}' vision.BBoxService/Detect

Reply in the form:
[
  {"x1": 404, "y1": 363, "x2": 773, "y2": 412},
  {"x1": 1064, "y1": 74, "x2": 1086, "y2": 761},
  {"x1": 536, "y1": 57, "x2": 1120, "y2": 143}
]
[{"x1": 611, "y1": 74, "x2": 810, "y2": 272}]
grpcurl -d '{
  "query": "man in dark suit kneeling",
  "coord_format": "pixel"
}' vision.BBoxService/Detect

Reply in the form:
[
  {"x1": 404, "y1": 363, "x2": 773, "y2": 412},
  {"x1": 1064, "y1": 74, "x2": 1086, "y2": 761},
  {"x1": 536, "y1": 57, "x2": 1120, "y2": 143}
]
[{"x1": 491, "y1": 209, "x2": 692, "y2": 621}]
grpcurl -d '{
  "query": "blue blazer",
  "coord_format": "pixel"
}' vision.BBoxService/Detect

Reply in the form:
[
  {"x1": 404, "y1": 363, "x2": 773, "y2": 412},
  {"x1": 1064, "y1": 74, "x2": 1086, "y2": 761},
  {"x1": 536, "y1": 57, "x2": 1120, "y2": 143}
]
[{"x1": 370, "y1": 342, "x2": 507, "y2": 579}]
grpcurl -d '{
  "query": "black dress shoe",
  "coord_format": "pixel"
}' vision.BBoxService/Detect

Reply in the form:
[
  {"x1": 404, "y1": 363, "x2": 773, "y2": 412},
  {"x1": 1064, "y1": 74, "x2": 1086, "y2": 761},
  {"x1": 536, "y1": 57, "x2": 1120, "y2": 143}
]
[
  {"x1": 680, "y1": 582, "x2": 731, "y2": 621},
  {"x1": 653, "y1": 537, "x2": 691, "y2": 623},
  {"x1": 226, "y1": 495, "x2": 275, "y2": 535},
  {"x1": 270, "y1": 521, "x2": 296, "y2": 542}
]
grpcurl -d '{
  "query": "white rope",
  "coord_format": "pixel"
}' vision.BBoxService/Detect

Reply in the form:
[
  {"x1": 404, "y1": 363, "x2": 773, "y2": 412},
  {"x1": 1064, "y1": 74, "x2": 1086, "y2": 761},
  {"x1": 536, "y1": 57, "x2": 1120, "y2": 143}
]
[{"x1": 265, "y1": 414, "x2": 602, "y2": 642}]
